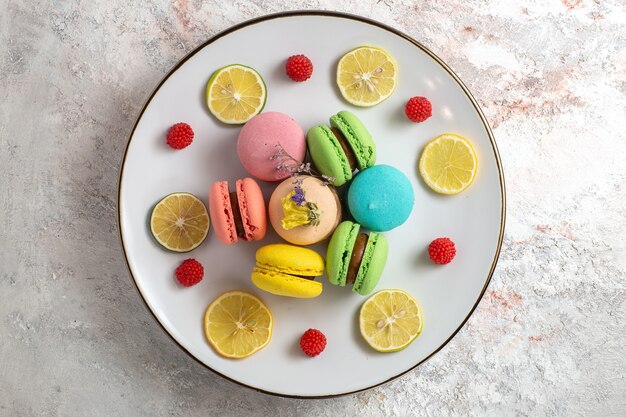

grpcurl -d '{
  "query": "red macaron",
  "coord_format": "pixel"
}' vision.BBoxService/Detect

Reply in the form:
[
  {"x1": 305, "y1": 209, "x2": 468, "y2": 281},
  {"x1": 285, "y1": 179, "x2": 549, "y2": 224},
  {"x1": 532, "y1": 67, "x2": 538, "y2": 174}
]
[{"x1": 209, "y1": 178, "x2": 267, "y2": 245}]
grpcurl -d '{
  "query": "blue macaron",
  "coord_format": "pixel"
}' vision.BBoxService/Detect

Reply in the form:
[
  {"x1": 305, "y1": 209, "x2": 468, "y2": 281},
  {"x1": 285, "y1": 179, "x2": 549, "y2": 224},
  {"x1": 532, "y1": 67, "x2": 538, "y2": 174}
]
[{"x1": 347, "y1": 165, "x2": 414, "y2": 232}]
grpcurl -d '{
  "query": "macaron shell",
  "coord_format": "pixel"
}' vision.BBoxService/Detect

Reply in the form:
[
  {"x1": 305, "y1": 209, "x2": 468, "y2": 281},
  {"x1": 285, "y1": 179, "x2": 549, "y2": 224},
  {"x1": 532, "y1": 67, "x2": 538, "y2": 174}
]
[
  {"x1": 352, "y1": 233, "x2": 388, "y2": 296},
  {"x1": 306, "y1": 125, "x2": 352, "y2": 186},
  {"x1": 208, "y1": 181, "x2": 237, "y2": 245},
  {"x1": 269, "y1": 176, "x2": 342, "y2": 246},
  {"x1": 326, "y1": 221, "x2": 360, "y2": 286},
  {"x1": 330, "y1": 110, "x2": 376, "y2": 170},
  {"x1": 255, "y1": 243, "x2": 324, "y2": 276},
  {"x1": 347, "y1": 165, "x2": 414, "y2": 232},
  {"x1": 236, "y1": 178, "x2": 267, "y2": 241},
  {"x1": 251, "y1": 268, "x2": 323, "y2": 298},
  {"x1": 237, "y1": 112, "x2": 306, "y2": 182}
]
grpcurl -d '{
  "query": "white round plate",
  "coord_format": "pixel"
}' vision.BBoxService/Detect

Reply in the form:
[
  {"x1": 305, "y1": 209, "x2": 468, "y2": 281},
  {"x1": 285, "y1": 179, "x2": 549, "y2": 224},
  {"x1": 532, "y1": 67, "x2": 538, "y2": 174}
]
[{"x1": 118, "y1": 11, "x2": 505, "y2": 398}]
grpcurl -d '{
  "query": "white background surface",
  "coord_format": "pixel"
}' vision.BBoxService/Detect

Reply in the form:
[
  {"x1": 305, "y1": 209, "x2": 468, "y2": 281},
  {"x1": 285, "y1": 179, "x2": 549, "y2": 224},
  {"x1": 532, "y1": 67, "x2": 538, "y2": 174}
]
[
  {"x1": 1, "y1": 0, "x2": 625, "y2": 415},
  {"x1": 119, "y1": 13, "x2": 503, "y2": 397}
]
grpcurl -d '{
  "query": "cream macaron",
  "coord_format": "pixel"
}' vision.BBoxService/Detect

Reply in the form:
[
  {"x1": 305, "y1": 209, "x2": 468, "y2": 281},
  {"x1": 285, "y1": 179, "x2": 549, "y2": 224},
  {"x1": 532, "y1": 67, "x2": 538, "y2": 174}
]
[{"x1": 268, "y1": 176, "x2": 341, "y2": 246}]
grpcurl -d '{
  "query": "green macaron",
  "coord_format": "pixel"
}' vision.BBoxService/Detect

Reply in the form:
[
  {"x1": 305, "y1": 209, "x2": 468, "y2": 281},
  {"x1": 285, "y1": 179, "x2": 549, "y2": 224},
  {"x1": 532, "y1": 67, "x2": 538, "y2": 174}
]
[
  {"x1": 307, "y1": 110, "x2": 376, "y2": 186},
  {"x1": 329, "y1": 110, "x2": 376, "y2": 170},
  {"x1": 307, "y1": 125, "x2": 352, "y2": 186},
  {"x1": 326, "y1": 221, "x2": 388, "y2": 296}
]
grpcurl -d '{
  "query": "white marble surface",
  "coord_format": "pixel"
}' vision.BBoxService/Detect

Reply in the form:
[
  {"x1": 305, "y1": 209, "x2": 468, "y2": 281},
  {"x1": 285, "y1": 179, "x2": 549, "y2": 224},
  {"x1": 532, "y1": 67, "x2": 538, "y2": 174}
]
[{"x1": 1, "y1": 1, "x2": 625, "y2": 415}]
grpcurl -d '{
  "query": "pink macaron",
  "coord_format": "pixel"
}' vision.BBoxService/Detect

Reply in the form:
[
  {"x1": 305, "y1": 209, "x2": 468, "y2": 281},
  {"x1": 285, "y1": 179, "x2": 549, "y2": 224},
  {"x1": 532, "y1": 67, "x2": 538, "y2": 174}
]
[
  {"x1": 237, "y1": 112, "x2": 306, "y2": 182},
  {"x1": 209, "y1": 178, "x2": 267, "y2": 245}
]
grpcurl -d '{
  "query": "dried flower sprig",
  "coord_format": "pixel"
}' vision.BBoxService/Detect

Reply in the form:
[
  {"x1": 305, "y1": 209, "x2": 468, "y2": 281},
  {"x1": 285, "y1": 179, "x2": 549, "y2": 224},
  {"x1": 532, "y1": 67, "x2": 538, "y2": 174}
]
[{"x1": 269, "y1": 144, "x2": 335, "y2": 186}]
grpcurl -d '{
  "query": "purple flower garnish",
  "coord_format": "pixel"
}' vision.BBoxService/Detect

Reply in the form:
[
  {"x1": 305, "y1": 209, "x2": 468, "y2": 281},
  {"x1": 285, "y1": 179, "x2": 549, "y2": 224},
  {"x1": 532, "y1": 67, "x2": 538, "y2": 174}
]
[{"x1": 290, "y1": 185, "x2": 306, "y2": 206}]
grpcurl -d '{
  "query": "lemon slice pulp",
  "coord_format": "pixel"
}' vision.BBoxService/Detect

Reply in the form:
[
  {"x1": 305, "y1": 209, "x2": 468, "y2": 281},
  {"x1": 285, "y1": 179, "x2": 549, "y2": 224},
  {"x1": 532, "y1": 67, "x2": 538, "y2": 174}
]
[
  {"x1": 359, "y1": 289, "x2": 423, "y2": 352},
  {"x1": 336, "y1": 46, "x2": 398, "y2": 107},
  {"x1": 418, "y1": 133, "x2": 478, "y2": 195},
  {"x1": 150, "y1": 192, "x2": 209, "y2": 252},
  {"x1": 206, "y1": 64, "x2": 266, "y2": 124},
  {"x1": 204, "y1": 291, "x2": 273, "y2": 359}
]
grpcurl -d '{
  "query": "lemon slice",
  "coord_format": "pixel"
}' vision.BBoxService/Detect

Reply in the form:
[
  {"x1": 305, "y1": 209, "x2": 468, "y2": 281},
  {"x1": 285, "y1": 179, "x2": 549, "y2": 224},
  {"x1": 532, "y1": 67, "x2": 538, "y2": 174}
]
[
  {"x1": 418, "y1": 133, "x2": 478, "y2": 195},
  {"x1": 359, "y1": 289, "x2": 423, "y2": 352},
  {"x1": 150, "y1": 193, "x2": 209, "y2": 252},
  {"x1": 336, "y1": 46, "x2": 398, "y2": 107},
  {"x1": 204, "y1": 290, "x2": 273, "y2": 359},
  {"x1": 206, "y1": 64, "x2": 266, "y2": 124}
]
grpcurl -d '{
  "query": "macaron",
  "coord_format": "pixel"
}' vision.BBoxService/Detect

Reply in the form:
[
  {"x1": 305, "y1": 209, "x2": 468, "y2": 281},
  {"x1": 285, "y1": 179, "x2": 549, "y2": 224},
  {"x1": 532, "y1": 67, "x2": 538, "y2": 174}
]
[
  {"x1": 209, "y1": 177, "x2": 267, "y2": 245},
  {"x1": 326, "y1": 221, "x2": 388, "y2": 296},
  {"x1": 307, "y1": 110, "x2": 376, "y2": 186},
  {"x1": 237, "y1": 112, "x2": 306, "y2": 182},
  {"x1": 268, "y1": 175, "x2": 341, "y2": 246},
  {"x1": 347, "y1": 165, "x2": 414, "y2": 232},
  {"x1": 251, "y1": 244, "x2": 324, "y2": 298}
]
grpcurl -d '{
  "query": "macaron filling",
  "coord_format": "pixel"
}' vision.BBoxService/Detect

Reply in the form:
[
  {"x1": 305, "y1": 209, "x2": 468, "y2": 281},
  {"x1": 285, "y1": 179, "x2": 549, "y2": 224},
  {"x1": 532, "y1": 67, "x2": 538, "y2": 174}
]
[
  {"x1": 255, "y1": 266, "x2": 317, "y2": 281},
  {"x1": 228, "y1": 192, "x2": 246, "y2": 239},
  {"x1": 352, "y1": 233, "x2": 388, "y2": 295},
  {"x1": 294, "y1": 274, "x2": 316, "y2": 280},
  {"x1": 330, "y1": 127, "x2": 357, "y2": 171},
  {"x1": 254, "y1": 261, "x2": 320, "y2": 280},
  {"x1": 346, "y1": 233, "x2": 368, "y2": 285},
  {"x1": 330, "y1": 112, "x2": 376, "y2": 171}
]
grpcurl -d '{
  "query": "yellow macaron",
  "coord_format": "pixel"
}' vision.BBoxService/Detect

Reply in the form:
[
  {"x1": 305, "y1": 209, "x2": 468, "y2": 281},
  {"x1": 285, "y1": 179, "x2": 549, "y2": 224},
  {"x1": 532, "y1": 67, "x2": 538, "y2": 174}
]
[{"x1": 251, "y1": 244, "x2": 324, "y2": 298}]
